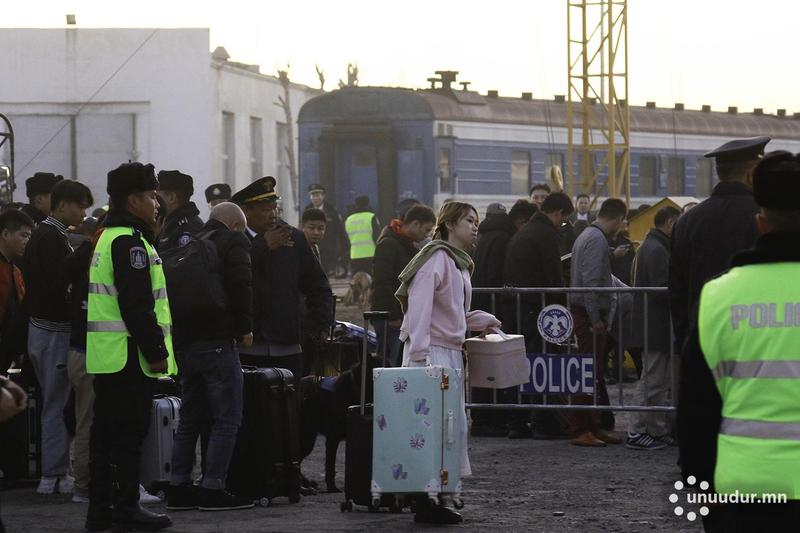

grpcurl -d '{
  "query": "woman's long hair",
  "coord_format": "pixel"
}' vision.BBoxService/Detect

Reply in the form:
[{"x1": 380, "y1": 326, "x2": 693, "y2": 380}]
[{"x1": 434, "y1": 201, "x2": 478, "y2": 240}]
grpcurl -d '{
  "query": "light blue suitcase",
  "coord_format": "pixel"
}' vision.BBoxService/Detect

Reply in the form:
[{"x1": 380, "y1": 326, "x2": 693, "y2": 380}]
[{"x1": 371, "y1": 367, "x2": 464, "y2": 506}]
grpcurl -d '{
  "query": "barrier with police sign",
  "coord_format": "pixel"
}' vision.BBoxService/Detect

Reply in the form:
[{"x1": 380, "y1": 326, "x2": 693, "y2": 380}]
[{"x1": 521, "y1": 353, "x2": 595, "y2": 394}]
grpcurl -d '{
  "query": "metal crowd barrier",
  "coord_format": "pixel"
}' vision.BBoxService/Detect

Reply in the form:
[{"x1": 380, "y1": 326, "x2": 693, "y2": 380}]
[{"x1": 465, "y1": 286, "x2": 676, "y2": 414}]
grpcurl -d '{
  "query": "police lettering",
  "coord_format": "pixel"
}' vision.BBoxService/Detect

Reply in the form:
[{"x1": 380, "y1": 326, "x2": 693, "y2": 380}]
[{"x1": 730, "y1": 303, "x2": 800, "y2": 330}]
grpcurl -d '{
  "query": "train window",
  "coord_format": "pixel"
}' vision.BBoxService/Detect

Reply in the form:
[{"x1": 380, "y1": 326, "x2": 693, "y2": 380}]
[
  {"x1": 222, "y1": 111, "x2": 235, "y2": 183},
  {"x1": 545, "y1": 152, "x2": 564, "y2": 181},
  {"x1": 695, "y1": 158, "x2": 713, "y2": 197},
  {"x1": 439, "y1": 148, "x2": 452, "y2": 192},
  {"x1": 638, "y1": 156, "x2": 657, "y2": 196},
  {"x1": 668, "y1": 157, "x2": 685, "y2": 195},
  {"x1": 511, "y1": 151, "x2": 531, "y2": 195}
]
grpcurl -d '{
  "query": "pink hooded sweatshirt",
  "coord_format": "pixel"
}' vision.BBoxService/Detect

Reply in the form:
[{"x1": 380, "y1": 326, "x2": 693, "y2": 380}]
[{"x1": 399, "y1": 249, "x2": 500, "y2": 362}]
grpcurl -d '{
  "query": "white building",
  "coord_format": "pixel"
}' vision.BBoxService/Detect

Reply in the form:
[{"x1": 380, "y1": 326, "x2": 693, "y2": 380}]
[{"x1": 0, "y1": 28, "x2": 321, "y2": 222}]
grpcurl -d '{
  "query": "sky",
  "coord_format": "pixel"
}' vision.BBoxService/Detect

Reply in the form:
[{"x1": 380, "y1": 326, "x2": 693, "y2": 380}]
[{"x1": 6, "y1": 0, "x2": 800, "y2": 113}]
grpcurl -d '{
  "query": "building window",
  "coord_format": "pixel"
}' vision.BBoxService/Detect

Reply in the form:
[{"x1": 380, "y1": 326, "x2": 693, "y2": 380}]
[
  {"x1": 668, "y1": 157, "x2": 685, "y2": 195},
  {"x1": 250, "y1": 117, "x2": 263, "y2": 178},
  {"x1": 439, "y1": 148, "x2": 452, "y2": 193},
  {"x1": 276, "y1": 122, "x2": 289, "y2": 186},
  {"x1": 638, "y1": 156, "x2": 657, "y2": 196},
  {"x1": 695, "y1": 158, "x2": 713, "y2": 197},
  {"x1": 545, "y1": 152, "x2": 564, "y2": 183},
  {"x1": 222, "y1": 111, "x2": 235, "y2": 183},
  {"x1": 511, "y1": 151, "x2": 531, "y2": 195}
]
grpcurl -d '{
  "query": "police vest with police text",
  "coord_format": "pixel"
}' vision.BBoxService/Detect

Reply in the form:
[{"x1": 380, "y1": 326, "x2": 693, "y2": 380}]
[
  {"x1": 86, "y1": 226, "x2": 177, "y2": 378},
  {"x1": 699, "y1": 263, "x2": 800, "y2": 499},
  {"x1": 345, "y1": 211, "x2": 376, "y2": 260}
]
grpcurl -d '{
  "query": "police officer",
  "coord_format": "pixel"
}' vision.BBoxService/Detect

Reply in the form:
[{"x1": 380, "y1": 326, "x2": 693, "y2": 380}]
[
  {"x1": 205, "y1": 183, "x2": 231, "y2": 210},
  {"x1": 344, "y1": 195, "x2": 380, "y2": 275},
  {"x1": 156, "y1": 170, "x2": 204, "y2": 252},
  {"x1": 678, "y1": 151, "x2": 800, "y2": 531},
  {"x1": 20, "y1": 172, "x2": 63, "y2": 225},
  {"x1": 669, "y1": 136, "x2": 770, "y2": 350},
  {"x1": 304, "y1": 183, "x2": 347, "y2": 277},
  {"x1": 85, "y1": 162, "x2": 177, "y2": 532}
]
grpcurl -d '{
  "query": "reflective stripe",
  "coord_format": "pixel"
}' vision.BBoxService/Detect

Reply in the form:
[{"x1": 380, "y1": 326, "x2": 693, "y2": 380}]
[
  {"x1": 711, "y1": 360, "x2": 800, "y2": 381},
  {"x1": 721, "y1": 417, "x2": 800, "y2": 441},
  {"x1": 88, "y1": 283, "x2": 118, "y2": 296},
  {"x1": 150, "y1": 254, "x2": 162, "y2": 265},
  {"x1": 160, "y1": 323, "x2": 171, "y2": 337},
  {"x1": 152, "y1": 287, "x2": 168, "y2": 300},
  {"x1": 87, "y1": 320, "x2": 128, "y2": 333}
]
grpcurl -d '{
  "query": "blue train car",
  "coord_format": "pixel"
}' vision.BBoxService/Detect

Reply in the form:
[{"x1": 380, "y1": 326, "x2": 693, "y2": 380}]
[{"x1": 298, "y1": 73, "x2": 800, "y2": 221}]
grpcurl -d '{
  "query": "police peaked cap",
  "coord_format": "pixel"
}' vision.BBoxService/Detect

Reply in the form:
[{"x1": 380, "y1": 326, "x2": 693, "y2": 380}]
[
  {"x1": 308, "y1": 183, "x2": 326, "y2": 193},
  {"x1": 204, "y1": 183, "x2": 231, "y2": 203},
  {"x1": 752, "y1": 151, "x2": 800, "y2": 209},
  {"x1": 25, "y1": 172, "x2": 63, "y2": 198},
  {"x1": 107, "y1": 162, "x2": 159, "y2": 198},
  {"x1": 157, "y1": 170, "x2": 194, "y2": 196},
  {"x1": 704, "y1": 136, "x2": 771, "y2": 165},
  {"x1": 231, "y1": 176, "x2": 280, "y2": 205}
]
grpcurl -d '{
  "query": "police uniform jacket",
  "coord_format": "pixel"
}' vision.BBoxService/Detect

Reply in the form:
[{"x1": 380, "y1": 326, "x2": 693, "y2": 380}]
[
  {"x1": 249, "y1": 223, "x2": 333, "y2": 346},
  {"x1": 157, "y1": 201, "x2": 204, "y2": 252},
  {"x1": 668, "y1": 181, "x2": 759, "y2": 349},
  {"x1": 677, "y1": 232, "x2": 800, "y2": 486}
]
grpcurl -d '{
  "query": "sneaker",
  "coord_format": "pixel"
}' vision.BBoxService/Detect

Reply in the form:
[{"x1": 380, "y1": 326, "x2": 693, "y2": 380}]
[
  {"x1": 139, "y1": 485, "x2": 162, "y2": 504},
  {"x1": 57, "y1": 476, "x2": 75, "y2": 494},
  {"x1": 656, "y1": 434, "x2": 677, "y2": 447},
  {"x1": 166, "y1": 484, "x2": 200, "y2": 511},
  {"x1": 197, "y1": 488, "x2": 255, "y2": 512},
  {"x1": 37, "y1": 477, "x2": 58, "y2": 494},
  {"x1": 72, "y1": 492, "x2": 90, "y2": 503},
  {"x1": 414, "y1": 504, "x2": 463, "y2": 524},
  {"x1": 626, "y1": 432, "x2": 667, "y2": 450}
]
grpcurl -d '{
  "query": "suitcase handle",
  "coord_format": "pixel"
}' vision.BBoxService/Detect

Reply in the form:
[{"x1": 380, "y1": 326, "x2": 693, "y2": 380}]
[{"x1": 446, "y1": 409, "x2": 455, "y2": 449}]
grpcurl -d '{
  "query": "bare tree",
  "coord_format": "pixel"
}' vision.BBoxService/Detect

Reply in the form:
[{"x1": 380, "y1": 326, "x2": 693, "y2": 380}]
[
  {"x1": 315, "y1": 64, "x2": 325, "y2": 91},
  {"x1": 274, "y1": 67, "x2": 299, "y2": 211},
  {"x1": 337, "y1": 62, "x2": 359, "y2": 88}
]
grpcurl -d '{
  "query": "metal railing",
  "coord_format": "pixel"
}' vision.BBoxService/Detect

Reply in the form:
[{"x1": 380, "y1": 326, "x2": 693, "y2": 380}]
[{"x1": 465, "y1": 286, "x2": 676, "y2": 414}]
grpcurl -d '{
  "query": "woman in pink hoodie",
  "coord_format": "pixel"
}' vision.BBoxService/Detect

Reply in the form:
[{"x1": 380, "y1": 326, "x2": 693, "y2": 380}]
[{"x1": 395, "y1": 201, "x2": 500, "y2": 524}]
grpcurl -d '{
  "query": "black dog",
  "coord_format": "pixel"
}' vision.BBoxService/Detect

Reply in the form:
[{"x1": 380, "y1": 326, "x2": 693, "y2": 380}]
[{"x1": 300, "y1": 354, "x2": 379, "y2": 493}]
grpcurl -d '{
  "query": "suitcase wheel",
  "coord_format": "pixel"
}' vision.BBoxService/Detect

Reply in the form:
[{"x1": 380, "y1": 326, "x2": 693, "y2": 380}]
[
  {"x1": 369, "y1": 498, "x2": 381, "y2": 512},
  {"x1": 258, "y1": 497, "x2": 270, "y2": 507},
  {"x1": 390, "y1": 496, "x2": 403, "y2": 514},
  {"x1": 340, "y1": 500, "x2": 353, "y2": 513}
]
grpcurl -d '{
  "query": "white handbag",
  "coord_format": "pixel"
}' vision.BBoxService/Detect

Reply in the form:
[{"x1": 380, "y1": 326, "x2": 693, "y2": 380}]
[{"x1": 464, "y1": 328, "x2": 531, "y2": 389}]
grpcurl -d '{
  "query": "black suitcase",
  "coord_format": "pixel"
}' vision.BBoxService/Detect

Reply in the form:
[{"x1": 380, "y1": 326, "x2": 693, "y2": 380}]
[
  {"x1": 226, "y1": 367, "x2": 302, "y2": 505},
  {"x1": 0, "y1": 370, "x2": 41, "y2": 486}
]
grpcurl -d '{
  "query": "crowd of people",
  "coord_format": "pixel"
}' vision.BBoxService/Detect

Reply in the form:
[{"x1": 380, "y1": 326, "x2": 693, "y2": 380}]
[{"x1": 1, "y1": 132, "x2": 799, "y2": 531}]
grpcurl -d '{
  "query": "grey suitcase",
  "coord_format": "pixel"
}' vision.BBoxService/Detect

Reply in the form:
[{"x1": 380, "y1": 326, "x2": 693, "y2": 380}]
[{"x1": 139, "y1": 395, "x2": 181, "y2": 493}]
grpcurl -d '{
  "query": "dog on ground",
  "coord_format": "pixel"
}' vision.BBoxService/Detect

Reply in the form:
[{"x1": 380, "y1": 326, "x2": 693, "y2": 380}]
[
  {"x1": 300, "y1": 352, "x2": 379, "y2": 493},
  {"x1": 343, "y1": 271, "x2": 372, "y2": 308}
]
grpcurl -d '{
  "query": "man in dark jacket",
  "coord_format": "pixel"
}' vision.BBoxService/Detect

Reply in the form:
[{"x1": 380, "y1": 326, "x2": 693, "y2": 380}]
[
  {"x1": 167, "y1": 202, "x2": 254, "y2": 512},
  {"x1": 20, "y1": 172, "x2": 63, "y2": 226},
  {"x1": 669, "y1": 136, "x2": 768, "y2": 350},
  {"x1": 304, "y1": 184, "x2": 348, "y2": 277},
  {"x1": 626, "y1": 206, "x2": 680, "y2": 450},
  {"x1": 24, "y1": 179, "x2": 93, "y2": 495},
  {"x1": 472, "y1": 203, "x2": 515, "y2": 318},
  {"x1": 570, "y1": 193, "x2": 594, "y2": 237},
  {"x1": 233, "y1": 177, "x2": 332, "y2": 376},
  {"x1": 370, "y1": 204, "x2": 436, "y2": 366},
  {"x1": 156, "y1": 170, "x2": 204, "y2": 252}
]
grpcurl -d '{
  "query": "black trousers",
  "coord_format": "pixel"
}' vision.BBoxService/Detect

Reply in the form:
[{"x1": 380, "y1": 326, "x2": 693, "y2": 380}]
[{"x1": 89, "y1": 353, "x2": 154, "y2": 511}]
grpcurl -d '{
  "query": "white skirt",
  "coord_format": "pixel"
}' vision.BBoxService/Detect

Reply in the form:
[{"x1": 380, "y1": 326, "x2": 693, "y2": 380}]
[{"x1": 402, "y1": 343, "x2": 471, "y2": 477}]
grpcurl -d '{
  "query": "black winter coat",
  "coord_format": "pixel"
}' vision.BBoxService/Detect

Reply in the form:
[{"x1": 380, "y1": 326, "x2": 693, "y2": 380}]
[
  {"x1": 502, "y1": 212, "x2": 566, "y2": 345},
  {"x1": 370, "y1": 225, "x2": 417, "y2": 322},
  {"x1": 157, "y1": 201, "x2": 204, "y2": 252},
  {"x1": 172, "y1": 219, "x2": 253, "y2": 348},
  {"x1": 629, "y1": 229, "x2": 671, "y2": 352},
  {"x1": 669, "y1": 181, "x2": 758, "y2": 349},
  {"x1": 303, "y1": 201, "x2": 348, "y2": 273},
  {"x1": 677, "y1": 232, "x2": 800, "y2": 487},
  {"x1": 249, "y1": 223, "x2": 333, "y2": 345},
  {"x1": 472, "y1": 213, "x2": 516, "y2": 315}
]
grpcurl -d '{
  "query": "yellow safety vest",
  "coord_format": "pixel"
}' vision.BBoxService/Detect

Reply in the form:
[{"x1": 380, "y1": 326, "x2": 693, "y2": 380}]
[
  {"x1": 346, "y1": 211, "x2": 376, "y2": 260},
  {"x1": 699, "y1": 262, "x2": 800, "y2": 499},
  {"x1": 86, "y1": 226, "x2": 177, "y2": 378}
]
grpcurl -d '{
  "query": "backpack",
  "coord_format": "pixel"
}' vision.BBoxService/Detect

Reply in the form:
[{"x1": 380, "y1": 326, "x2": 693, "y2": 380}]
[{"x1": 160, "y1": 230, "x2": 227, "y2": 323}]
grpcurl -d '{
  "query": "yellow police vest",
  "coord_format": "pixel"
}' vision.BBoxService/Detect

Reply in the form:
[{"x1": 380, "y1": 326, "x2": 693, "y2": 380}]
[
  {"x1": 86, "y1": 226, "x2": 177, "y2": 378},
  {"x1": 699, "y1": 263, "x2": 800, "y2": 499},
  {"x1": 345, "y1": 211, "x2": 376, "y2": 260}
]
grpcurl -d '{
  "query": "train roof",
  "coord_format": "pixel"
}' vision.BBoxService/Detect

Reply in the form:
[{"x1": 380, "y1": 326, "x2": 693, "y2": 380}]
[{"x1": 298, "y1": 86, "x2": 800, "y2": 140}]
